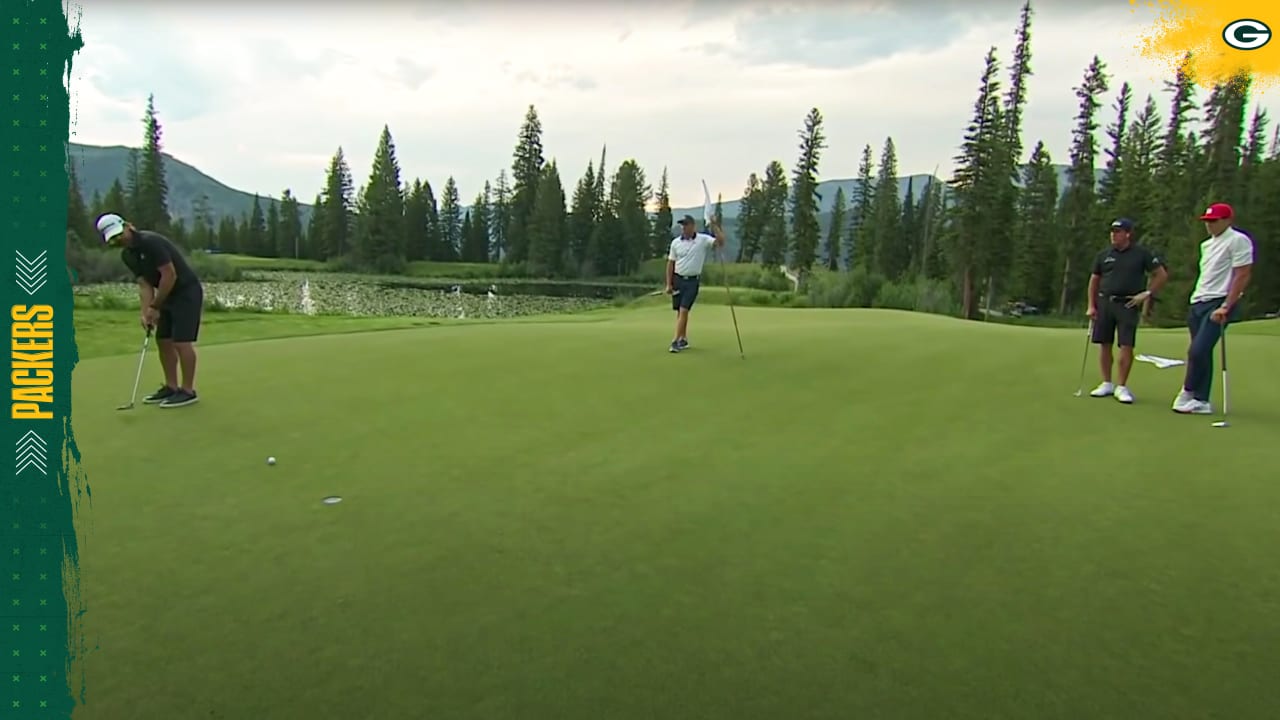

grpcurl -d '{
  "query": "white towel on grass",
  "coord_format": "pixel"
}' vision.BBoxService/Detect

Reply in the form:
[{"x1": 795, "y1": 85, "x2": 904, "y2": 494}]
[{"x1": 1136, "y1": 354, "x2": 1185, "y2": 369}]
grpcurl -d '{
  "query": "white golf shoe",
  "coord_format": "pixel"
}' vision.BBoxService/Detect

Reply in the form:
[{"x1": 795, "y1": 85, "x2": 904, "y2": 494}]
[
  {"x1": 1089, "y1": 381, "x2": 1115, "y2": 398},
  {"x1": 1171, "y1": 389, "x2": 1195, "y2": 412},
  {"x1": 1114, "y1": 386, "x2": 1135, "y2": 404},
  {"x1": 1175, "y1": 398, "x2": 1213, "y2": 414}
]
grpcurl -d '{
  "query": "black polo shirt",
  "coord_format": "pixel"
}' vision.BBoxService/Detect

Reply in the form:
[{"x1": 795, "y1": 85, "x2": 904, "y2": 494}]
[
  {"x1": 1091, "y1": 242, "x2": 1164, "y2": 297},
  {"x1": 121, "y1": 230, "x2": 201, "y2": 295}
]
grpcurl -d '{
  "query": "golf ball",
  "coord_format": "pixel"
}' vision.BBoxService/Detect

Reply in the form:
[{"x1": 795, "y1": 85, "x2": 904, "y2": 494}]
[{"x1": 267, "y1": 456, "x2": 276, "y2": 465}]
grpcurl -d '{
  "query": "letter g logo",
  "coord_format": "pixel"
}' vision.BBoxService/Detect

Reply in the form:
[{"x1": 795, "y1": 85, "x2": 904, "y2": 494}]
[{"x1": 1223, "y1": 19, "x2": 1272, "y2": 50}]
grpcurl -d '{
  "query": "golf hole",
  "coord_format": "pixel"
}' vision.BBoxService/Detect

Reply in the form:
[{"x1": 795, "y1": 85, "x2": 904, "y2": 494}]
[{"x1": 322, "y1": 496, "x2": 343, "y2": 505}]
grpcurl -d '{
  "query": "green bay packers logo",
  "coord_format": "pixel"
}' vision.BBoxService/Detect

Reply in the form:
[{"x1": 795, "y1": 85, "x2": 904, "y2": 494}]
[{"x1": 1222, "y1": 19, "x2": 1271, "y2": 51}]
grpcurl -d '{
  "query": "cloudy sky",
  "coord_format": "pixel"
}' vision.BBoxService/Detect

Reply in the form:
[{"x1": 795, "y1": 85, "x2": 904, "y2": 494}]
[{"x1": 68, "y1": 0, "x2": 1280, "y2": 209}]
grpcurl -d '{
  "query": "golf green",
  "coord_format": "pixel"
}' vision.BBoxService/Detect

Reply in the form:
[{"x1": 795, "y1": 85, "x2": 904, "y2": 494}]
[{"x1": 68, "y1": 307, "x2": 1280, "y2": 719}]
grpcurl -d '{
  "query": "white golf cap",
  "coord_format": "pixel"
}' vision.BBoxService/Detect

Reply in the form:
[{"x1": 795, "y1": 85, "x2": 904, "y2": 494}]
[{"x1": 97, "y1": 213, "x2": 126, "y2": 242}]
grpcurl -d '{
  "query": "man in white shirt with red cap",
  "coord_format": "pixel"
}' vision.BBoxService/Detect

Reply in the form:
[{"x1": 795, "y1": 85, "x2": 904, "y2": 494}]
[{"x1": 1172, "y1": 202, "x2": 1254, "y2": 414}]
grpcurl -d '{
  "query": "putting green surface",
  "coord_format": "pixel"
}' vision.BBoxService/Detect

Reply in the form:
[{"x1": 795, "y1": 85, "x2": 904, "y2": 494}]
[{"x1": 69, "y1": 307, "x2": 1280, "y2": 719}]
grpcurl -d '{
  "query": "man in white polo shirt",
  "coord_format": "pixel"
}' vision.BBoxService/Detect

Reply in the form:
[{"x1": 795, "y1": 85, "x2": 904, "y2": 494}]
[
  {"x1": 666, "y1": 214, "x2": 725, "y2": 353},
  {"x1": 1172, "y1": 202, "x2": 1255, "y2": 414}
]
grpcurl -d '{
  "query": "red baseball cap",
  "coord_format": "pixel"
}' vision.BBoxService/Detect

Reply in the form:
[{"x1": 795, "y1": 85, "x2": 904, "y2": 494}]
[{"x1": 1199, "y1": 203, "x2": 1233, "y2": 220}]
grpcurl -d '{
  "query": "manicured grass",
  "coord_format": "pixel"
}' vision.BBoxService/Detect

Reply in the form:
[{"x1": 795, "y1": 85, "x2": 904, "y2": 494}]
[{"x1": 68, "y1": 308, "x2": 1280, "y2": 719}]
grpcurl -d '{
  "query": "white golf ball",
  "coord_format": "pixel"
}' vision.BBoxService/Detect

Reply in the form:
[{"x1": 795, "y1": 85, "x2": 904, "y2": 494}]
[{"x1": 267, "y1": 456, "x2": 276, "y2": 465}]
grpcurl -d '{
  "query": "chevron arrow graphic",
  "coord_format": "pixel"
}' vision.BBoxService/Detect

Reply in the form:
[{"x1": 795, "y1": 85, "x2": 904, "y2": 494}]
[
  {"x1": 15, "y1": 430, "x2": 48, "y2": 476},
  {"x1": 16, "y1": 250, "x2": 48, "y2": 296}
]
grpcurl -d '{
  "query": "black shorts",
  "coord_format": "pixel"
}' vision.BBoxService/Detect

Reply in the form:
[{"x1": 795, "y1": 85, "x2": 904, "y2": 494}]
[
  {"x1": 1091, "y1": 294, "x2": 1140, "y2": 348},
  {"x1": 156, "y1": 284, "x2": 204, "y2": 343},
  {"x1": 672, "y1": 274, "x2": 701, "y2": 311}
]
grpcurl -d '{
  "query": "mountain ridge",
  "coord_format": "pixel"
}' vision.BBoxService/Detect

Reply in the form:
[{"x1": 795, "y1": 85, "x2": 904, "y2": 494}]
[{"x1": 69, "y1": 142, "x2": 1103, "y2": 240}]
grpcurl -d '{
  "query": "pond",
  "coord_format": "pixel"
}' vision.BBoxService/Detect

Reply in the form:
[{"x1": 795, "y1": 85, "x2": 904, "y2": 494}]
[
  {"x1": 374, "y1": 278, "x2": 652, "y2": 300},
  {"x1": 76, "y1": 273, "x2": 631, "y2": 320}
]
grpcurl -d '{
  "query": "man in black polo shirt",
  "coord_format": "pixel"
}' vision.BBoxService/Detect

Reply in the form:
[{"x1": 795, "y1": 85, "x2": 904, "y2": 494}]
[
  {"x1": 97, "y1": 213, "x2": 205, "y2": 408},
  {"x1": 1085, "y1": 218, "x2": 1168, "y2": 404}
]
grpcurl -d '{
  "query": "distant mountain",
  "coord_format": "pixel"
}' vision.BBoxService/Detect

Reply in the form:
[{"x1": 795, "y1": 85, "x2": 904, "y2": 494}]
[
  {"x1": 68, "y1": 142, "x2": 316, "y2": 228},
  {"x1": 68, "y1": 142, "x2": 1103, "y2": 258},
  {"x1": 674, "y1": 166, "x2": 1105, "y2": 261}
]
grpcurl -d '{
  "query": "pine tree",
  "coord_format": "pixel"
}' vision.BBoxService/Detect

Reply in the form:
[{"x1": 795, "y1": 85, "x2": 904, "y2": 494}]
[
  {"x1": 306, "y1": 194, "x2": 323, "y2": 259},
  {"x1": 355, "y1": 125, "x2": 407, "y2": 269},
  {"x1": 899, "y1": 178, "x2": 917, "y2": 268},
  {"x1": 736, "y1": 173, "x2": 765, "y2": 263},
  {"x1": 759, "y1": 161, "x2": 789, "y2": 268},
  {"x1": 319, "y1": 148, "x2": 355, "y2": 260},
  {"x1": 527, "y1": 162, "x2": 568, "y2": 275},
  {"x1": 651, "y1": 167, "x2": 674, "y2": 259},
  {"x1": 787, "y1": 108, "x2": 826, "y2": 273},
  {"x1": 1113, "y1": 94, "x2": 1164, "y2": 230},
  {"x1": 1054, "y1": 55, "x2": 1109, "y2": 315},
  {"x1": 1010, "y1": 141, "x2": 1059, "y2": 308},
  {"x1": 247, "y1": 195, "x2": 267, "y2": 257},
  {"x1": 569, "y1": 162, "x2": 598, "y2": 273},
  {"x1": 265, "y1": 198, "x2": 281, "y2": 258},
  {"x1": 279, "y1": 190, "x2": 303, "y2": 260},
  {"x1": 421, "y1": 180, "x2": 442, "y2": 261},
  {"x1": 1097, "y1": 81, "x2": 1132, "y2": 219},
  {"x1": 404, "y1": 180, "x2": 430, "y2": 262},
  {"x1": 66, "y1": 161, "x2": 93, "y2": 246},
  {"x1": 870, "y1": 137, "x2": 906, "y2": 279},
  {"x1": 612, "y1": 160, "x2": 651, "y2": 276},
  {"x1": 946, "y1": 47, "x2": 1005, "y2": 318},
  {"x1": 507, "y1": 105, "x2": 545, "y2": 264},
  {"x1": 134, "y1": 94, "x2": 171, "y2": 232},
  {"x1": 848, "y1": 144, "x2": 876, "y2": 268},
  {"x1": 217, "y1": 215, "x2": 239, "y2": 254},
  {"x1": 439, "y1": 177, "x2": 463, "y2": 262},
  {"x1": 460, "y1": 212, "x2": 474, "y2": 265},
  {"x1": 824, "y1": 186, "x2": 846, "y2": 271},
  {"x1": 1149, "y1": 54, "x2": 1199, "y2": 293},
  {"x1": 461, "y1": 188, "x2": 492, "y2": 262},
  {"x1": 101, "y1": 179, "x2": 128, "y2": 221},
  {"x1": 490, "y1": 170, "x2": 511, "y2": 262},
  {"x1": 190, "y1": 194, "x2": 215, "y2": 251}
]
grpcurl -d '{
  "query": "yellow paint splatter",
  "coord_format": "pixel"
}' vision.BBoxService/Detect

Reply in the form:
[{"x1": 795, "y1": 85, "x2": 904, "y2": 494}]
[{"x1": 1131, "y1": 0, "x2": 1278, "y2": 92}]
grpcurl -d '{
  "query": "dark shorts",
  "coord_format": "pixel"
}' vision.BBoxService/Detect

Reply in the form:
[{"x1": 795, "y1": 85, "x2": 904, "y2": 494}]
[
  {"x1": 1091, "y1": 294, "x2": 1140, "y2": 347},
  {"x1": 157, "y1": 284, "x2": 204, "y2": 343},
  {"x1": 672, "y1": 274, "x2": 701, "y2": 311}
]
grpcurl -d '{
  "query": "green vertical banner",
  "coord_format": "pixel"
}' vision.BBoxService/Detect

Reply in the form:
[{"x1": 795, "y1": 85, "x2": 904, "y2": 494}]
[{"x1": 3, "y1": 1, "x2": 84, "y2": 718}]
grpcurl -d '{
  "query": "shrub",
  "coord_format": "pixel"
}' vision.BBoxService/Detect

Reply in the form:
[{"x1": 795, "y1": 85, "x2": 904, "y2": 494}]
[
  {"x1": 67, "y1": 243, "x2": 244, "y2": 285},
  {"x1": 186, "y1": 251, "x2": 244, "y2": 282}
]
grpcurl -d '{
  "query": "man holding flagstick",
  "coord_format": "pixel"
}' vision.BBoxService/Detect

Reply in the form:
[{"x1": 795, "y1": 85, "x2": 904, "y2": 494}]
[{"x1": 664, "y1": 183, "x2": 725, "y2": 353}]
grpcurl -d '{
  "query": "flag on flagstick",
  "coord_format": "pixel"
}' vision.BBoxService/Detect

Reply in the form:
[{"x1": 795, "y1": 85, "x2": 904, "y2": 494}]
[{"x1": 1136, "y1": 354, "x2": 1185, "y2": 369}]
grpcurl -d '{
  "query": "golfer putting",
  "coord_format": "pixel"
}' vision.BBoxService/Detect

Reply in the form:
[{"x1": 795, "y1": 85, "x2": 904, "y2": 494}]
[
  {"x1": 1084, "y1": 218, "x2": 1167, "y2": 404},
  {"x1": 98, "y1": 213, "x2": 206, "y2": 408},
  {"x1": 665, "y1": 214, "x2": 725, "y2": 353},
  {"x1": 1172, "y1": 203, "x2": 1253, "y2": 416}
]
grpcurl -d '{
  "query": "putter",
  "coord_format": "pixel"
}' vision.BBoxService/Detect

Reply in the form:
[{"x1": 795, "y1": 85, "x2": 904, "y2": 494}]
[
  {"x1": 1212, "y1": 328, "x2": 1229, "y2": 428},
  {"x1": 1073, "y1": 320, "x2": 1093, "y2": 396},
  {"x1": 117, "y1": 327, "x2": 152, "y2": 411}
]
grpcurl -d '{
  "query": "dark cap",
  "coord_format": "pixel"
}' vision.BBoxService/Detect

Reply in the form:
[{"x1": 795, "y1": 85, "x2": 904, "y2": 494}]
[
  {"x1": 677, "y1": 214, "x2": 696, "y2": 225},
  {"x1": 1110, "y1": 218, "x2": 1134, "y2": 231}
]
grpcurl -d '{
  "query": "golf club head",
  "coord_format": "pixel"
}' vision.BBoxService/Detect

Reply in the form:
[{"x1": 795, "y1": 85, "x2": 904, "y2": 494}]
[
  {"x1": 116, "y1": 402, "x2": 135, "y2": 411},
  {"x1": 1211, "y1": 421, "x2": 1229, "y2": 428}
]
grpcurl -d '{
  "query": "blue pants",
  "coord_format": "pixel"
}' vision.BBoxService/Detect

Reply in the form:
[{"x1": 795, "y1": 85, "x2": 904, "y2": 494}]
[{"x1": 1182, "y1": 297, "x2": 1239, "y2": 402}]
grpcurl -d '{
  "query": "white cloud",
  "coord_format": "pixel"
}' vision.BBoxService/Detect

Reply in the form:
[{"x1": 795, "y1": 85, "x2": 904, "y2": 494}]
[{"x1": 71, "y1": 0, "x2": 1280, "y2": 210}]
